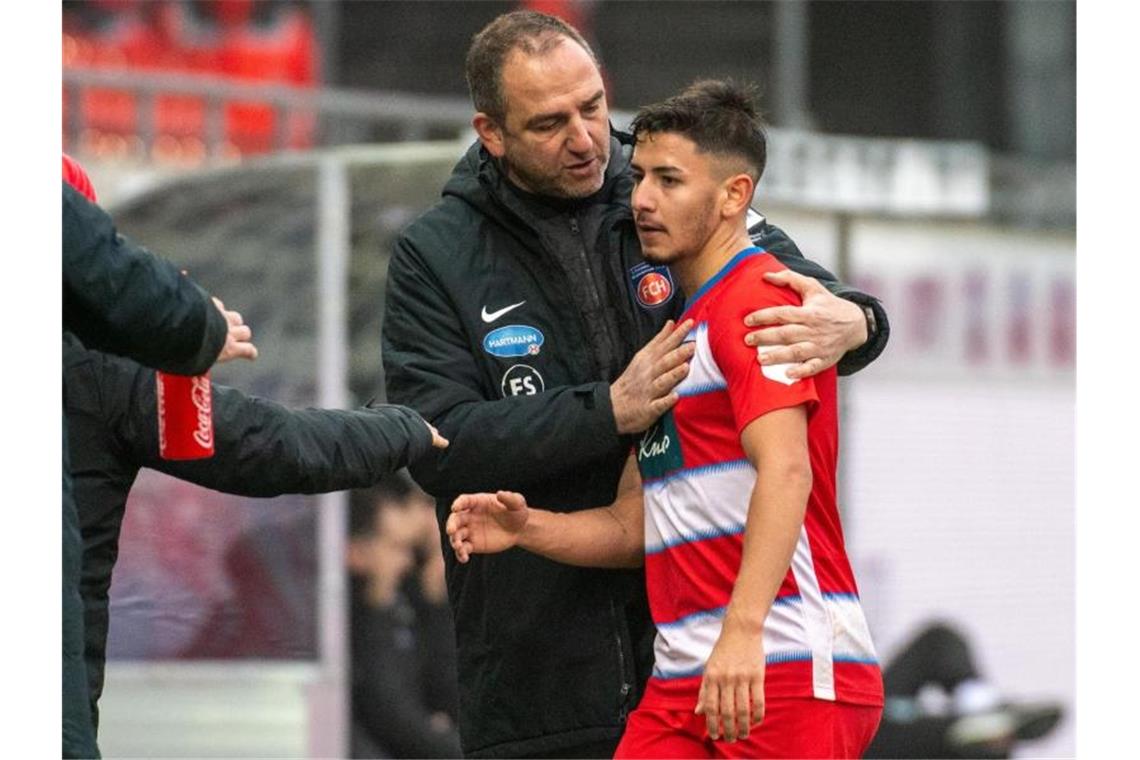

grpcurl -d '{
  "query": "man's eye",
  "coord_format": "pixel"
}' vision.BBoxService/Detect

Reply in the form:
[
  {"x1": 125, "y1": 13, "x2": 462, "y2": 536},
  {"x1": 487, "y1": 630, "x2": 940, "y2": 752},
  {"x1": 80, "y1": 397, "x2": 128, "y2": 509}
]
[{"x1": 661, "y1": 176, "x2": 679, "y2": 187}]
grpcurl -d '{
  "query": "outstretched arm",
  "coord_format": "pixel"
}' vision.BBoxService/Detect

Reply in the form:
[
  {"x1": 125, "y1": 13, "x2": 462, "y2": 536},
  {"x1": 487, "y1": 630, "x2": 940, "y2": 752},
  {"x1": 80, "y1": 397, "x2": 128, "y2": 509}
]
[
  {"x1": 71, "y1": 342, "x2": 444, "y2": 495},
  {"x1": 446, "y1": 453, "x2": 645, "y2": 568}
]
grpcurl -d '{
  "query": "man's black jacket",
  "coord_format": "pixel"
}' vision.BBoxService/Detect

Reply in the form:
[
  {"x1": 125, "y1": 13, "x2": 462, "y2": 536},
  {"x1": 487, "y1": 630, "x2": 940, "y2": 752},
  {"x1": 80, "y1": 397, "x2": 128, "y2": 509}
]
[
  {"x1": 62, "y1": 182, "x2": 229, "y2": 759},
  {"x1": 382, "y1": 134, "x2": 889, "y2": 758},
  {"x1": 63, "y1": 334, "x2": 434, "y2": 730},
  {"x1": 63, "y1": 182, "x2": 228, "y2": 375}
]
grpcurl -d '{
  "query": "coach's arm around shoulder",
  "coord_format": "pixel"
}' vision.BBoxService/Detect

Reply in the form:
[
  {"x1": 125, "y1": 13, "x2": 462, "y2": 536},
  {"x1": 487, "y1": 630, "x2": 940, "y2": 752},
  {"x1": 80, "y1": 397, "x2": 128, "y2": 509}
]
[{"x1": 745, "y1": 217, "x2": 890, "y2": 379}]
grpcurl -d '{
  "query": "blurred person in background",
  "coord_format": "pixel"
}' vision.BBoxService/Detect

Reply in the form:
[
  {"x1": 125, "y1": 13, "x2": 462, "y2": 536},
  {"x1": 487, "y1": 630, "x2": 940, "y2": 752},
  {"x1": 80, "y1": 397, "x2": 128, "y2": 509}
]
[
  {"x1": 63, "y1": 165, "x2": 255, "y2": 758},
  {"x1": 865, "y1": 622, "x2": 1062, "y2": 759},
  {"x1": 447, "y1": 79, "x2": 883, "y2": 759},
  {"x1": 348, "y1": 474, "x2": 462, "y2": 759},
  {"x1": 63, "y1": 157, "x2": 447, "y2": 750},
  {"x1": 382, "y1": 10, "x2": 889, "y2": 758},
  {"x1": 401, "y1": 476, "x2": 461, "y2": 726}
]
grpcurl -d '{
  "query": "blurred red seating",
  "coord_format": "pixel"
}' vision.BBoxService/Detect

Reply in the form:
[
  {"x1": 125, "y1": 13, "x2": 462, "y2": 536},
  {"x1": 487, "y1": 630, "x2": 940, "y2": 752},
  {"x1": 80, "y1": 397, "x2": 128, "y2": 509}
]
[{"x1": 63, "y1": 0, "x2": 317, "y2": 162}]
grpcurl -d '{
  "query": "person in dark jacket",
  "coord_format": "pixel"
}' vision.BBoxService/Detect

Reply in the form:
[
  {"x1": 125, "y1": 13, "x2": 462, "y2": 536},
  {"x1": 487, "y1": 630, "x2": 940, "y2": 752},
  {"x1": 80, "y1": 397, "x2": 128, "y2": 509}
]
[
  {"x1": 865, "y1": 622, "x2": 1062, "y2": 759},
  {"x1": 62, "y1": 180, "x2": 253, "y2": 759},
  {"x1": 348, "y1": 475, "x2": 462, "y2": 758},
  {"x1": 381, "y1": 12, "x2": 890, "y2": 758},
  {"x1": 64, "y1": 333, "x2": 444, "y2": 736}
]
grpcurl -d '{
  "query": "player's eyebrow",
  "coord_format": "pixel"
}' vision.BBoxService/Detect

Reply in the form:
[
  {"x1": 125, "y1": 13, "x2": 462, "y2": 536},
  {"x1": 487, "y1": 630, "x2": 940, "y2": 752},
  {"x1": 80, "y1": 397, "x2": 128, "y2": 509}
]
[{"x1": 630, "y1": 161, "x2": 685, "y2": 177}]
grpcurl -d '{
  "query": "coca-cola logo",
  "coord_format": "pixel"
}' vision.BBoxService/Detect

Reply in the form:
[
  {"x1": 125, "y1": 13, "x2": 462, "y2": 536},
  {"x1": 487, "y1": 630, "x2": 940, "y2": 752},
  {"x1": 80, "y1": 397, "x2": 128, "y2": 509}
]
[
  {"x1": 191, "y1": 375, "x2": 213, "y2": 449},
  {"x1": 156, "y1": 374, "x2": 168, "y2": 452}
]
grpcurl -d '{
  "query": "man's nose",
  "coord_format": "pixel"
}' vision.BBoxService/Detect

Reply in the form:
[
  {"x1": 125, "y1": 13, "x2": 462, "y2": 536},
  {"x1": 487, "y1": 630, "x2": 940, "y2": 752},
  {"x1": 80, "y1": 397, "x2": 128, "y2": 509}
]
[
  {"x1": 632, "y1": 183, "x2": 653, "y2": 212},
  {"x1": 566, "y1": 115, "x2": 592, "y2": 153}
]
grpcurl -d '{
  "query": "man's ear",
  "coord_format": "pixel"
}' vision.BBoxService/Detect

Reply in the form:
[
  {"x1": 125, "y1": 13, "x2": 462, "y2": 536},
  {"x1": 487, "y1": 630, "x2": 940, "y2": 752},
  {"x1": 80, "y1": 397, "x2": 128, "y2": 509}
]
[
  {"x1": 721, "y1": 173, "x2": 756, "y2": 219},
  {"x1": 473, "y1": 112, "x2": 506, "y2": 158}
]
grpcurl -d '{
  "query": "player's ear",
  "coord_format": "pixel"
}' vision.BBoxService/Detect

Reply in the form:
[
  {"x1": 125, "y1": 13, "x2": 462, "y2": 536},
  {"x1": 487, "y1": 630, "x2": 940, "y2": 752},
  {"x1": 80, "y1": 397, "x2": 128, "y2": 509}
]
[
  {"x1": 721, "y1": 172, "x2": 755, "y2": 219},
  {"x1": 473, "y1": 112, "x2": 506, "y2": 159}
]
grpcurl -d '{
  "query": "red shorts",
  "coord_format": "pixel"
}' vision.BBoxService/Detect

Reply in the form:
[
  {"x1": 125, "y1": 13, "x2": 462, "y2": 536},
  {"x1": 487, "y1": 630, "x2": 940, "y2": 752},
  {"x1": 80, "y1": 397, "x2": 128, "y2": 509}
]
[{"x1": 614, "y1": 696, "x2": 882, "y2": 759}]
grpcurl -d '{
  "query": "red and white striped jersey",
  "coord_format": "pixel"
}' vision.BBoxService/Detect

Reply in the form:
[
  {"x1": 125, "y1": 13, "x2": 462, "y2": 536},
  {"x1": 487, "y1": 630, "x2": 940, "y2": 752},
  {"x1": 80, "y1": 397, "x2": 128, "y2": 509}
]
[{"x1": 635, "y1": 247, "x2": 883, "y2": 710}]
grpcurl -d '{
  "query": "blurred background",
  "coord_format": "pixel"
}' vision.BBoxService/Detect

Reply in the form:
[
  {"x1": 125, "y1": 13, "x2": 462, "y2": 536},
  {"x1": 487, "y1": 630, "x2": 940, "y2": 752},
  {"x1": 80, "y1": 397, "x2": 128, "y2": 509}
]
[{"x1": 62, "y1": 0, "x2": 1075, "y2": 757}]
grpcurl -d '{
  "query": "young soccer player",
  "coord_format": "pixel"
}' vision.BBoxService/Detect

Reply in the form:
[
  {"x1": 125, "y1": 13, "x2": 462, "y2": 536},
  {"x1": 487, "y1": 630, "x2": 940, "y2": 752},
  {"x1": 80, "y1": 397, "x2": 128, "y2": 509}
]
[{"x1": 447, "y1": 80, "x2": 883, "y2": 758}]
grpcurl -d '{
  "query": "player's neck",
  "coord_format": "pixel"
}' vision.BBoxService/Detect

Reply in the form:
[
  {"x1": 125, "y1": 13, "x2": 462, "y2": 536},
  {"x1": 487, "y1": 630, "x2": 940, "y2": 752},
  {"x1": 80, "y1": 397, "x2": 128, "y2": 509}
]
[{"x1": 674, "y1": 223, "x2": 754, "y2": 298}]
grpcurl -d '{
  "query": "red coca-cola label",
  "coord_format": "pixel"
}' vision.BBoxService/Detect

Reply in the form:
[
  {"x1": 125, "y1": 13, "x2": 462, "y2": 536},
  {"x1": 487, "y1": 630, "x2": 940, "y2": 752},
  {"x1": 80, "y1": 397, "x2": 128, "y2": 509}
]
[
  {"x1": 157, "y1": 372, "x2": 215, "y2": 460},
  {"x1": 190, "y1": 375, "x2": 213, "y2": 449}
]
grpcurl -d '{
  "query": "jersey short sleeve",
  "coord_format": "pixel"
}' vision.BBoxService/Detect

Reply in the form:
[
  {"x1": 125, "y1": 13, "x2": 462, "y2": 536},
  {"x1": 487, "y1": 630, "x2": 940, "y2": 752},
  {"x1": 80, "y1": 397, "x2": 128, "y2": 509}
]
[{"x1": 705, "y1": 262, "x2": 819, "y2": 434}]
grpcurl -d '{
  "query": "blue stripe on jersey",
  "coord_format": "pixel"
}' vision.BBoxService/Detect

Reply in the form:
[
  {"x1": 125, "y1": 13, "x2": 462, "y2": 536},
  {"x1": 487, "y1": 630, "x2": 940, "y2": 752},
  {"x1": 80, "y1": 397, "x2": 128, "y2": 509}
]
[
  {"x1": 645, "y1": 523, "x2": 745, "y2": 557},
  {"x1": 771, "y1": 592, "x2": 861, "y2": 605},
  {"x1": 765, "y1": 650, "x2": 814, "y2": 665},
  {"x1": 653, "y1": 651, "x2": 870, "y2": 680},
  {"x1": 656, "y1": 606, "x2": 727, "y2": 630},
  {"x1": 677, "y1": 381, "x2": 727, "y2": 398},
  {"x1": 642, "y1": 458, "x2": 752, "y2": 489}
]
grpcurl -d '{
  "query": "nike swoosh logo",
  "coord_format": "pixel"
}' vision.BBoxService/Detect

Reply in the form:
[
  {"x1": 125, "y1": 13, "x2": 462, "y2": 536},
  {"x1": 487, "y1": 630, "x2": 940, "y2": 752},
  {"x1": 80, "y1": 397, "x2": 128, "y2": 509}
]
[{"x1": 481, "y1": 301, "x2": 526, "y2": 323}]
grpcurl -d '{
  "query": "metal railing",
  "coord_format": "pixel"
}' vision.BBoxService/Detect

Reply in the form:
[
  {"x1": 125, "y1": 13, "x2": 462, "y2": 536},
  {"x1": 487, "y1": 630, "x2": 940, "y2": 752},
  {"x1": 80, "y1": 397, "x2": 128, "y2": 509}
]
[
  {"x1": 66, "y1": 67, "x2": 1074, "y2": 230},
  {"x1": 63, "y1": 67, "x2": 476, "y2": 157}
]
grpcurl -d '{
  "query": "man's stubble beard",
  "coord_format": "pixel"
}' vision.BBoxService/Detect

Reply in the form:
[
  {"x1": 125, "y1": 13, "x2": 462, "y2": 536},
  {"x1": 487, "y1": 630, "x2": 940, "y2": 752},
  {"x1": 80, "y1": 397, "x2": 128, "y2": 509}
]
[
  {"x1": 640, "y1": 197, "x2": 718, "y2": 268},
  {"x1": 503, "y1": 145, "x2": 610, "y2": 200}
]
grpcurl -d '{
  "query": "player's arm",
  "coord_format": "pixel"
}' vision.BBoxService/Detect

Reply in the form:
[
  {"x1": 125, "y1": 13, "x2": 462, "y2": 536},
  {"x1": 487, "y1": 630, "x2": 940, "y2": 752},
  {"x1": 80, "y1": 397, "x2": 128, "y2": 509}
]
[
  {"x1": 695, "y1": 405, "x2": 812, "y2": 744},
  {"x1": 746, "y1": 217, "x2": 889, "y2": 378},
  {"x1": 446, "y1": 453, "x2": 645, "y2": 568}
]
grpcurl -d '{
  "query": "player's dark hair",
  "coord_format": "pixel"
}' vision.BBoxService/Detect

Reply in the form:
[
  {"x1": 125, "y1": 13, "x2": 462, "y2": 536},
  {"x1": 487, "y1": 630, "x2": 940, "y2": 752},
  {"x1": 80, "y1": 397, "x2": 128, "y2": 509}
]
[
  {"x1": 465, "y1": 10, "x2": 598, "y2": 123},
  {"x1": 630, "y1": 79, "x2": 768, "y2": 181}
]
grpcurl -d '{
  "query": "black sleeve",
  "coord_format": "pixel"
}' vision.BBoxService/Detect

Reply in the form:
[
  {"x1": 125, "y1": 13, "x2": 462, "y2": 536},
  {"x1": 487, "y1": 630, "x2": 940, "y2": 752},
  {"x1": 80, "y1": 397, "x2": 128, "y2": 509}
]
[
  {"x1": 62, "y1": 182, "x2": 227, "y2": 375},
  {"x1": 382, "y1": 235, "x2": 627, "y2": 500},
  {"x1": 750, "y1": 217, "x2": 891, "y2": 376},
  {"x1": 104, "y1": 354, "x2": 433, "y2": 495}
]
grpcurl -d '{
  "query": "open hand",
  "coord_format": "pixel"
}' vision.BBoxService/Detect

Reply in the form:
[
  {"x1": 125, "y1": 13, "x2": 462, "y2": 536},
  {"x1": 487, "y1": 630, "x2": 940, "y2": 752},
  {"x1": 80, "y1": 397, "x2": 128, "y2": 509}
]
[
  {"x1": 447, "y1": 491, "x2": 530, "y2": 562},
  {"x1": 611, "y1": 319, "x2": 695, "y2": 434},
  {"x1": 742, "y1": 270, "x2": 866, "y2": 379}
]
